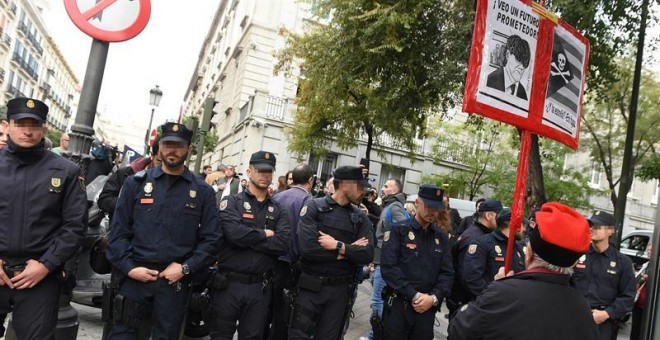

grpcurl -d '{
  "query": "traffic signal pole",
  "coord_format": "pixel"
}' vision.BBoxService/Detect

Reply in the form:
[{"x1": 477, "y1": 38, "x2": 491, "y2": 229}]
[{"x1": 193, "y1": 97, "x2": 217, "y2": 174}]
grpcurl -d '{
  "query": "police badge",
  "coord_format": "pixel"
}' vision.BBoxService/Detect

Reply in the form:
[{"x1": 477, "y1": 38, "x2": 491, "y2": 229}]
[
  {"x1": 219, "y1": 200, "x2": 228, "y2": 211},
  {"x1": 495, "y1": 245, "x2": 502, "y2": 255},
  {"x1": 144, "y1": 182, "x2": 154, "y2": 194},
  {"x1": 300, "y1": 206, "x2": 307, "y2": 216},
  {"x1": 384, "y1": 231, "x2": 390, "y2": 242},
  {"x1": 408, "y1": 231, "x2": 415, "y2": 241},
  {"x1": 468, "y1": 244, "x2": 477, "y2": 254},
  {"x1": 51, "y1": 178, "x2": 61, "y2": 188},
  {"x1": 190, "y1": 190, "x2": 197, "y2": 198},
  {"x1": 243, "y1": 202, "x2": 252, "y2": 211},
  {"x1": 268, "y1": 206, "x2": 274, "y2": 213}
]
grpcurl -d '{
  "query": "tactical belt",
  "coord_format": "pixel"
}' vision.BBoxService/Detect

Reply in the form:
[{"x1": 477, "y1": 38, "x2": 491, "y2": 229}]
[
  {"x1": 226, "y1": 272, "x2": 270, "y2": 284},
  {"x1": 2, "y1": 264, "x2": 26, "y2": 279},
  {"x1": 133, "y1": 261, "x2": 174, "y2": 272},
  {"x1": 301, "y1": 272, "x2": 354, "y2": 286},
  {"x1": 592, "y1": 305, "x2": 608, "y2": 310}
]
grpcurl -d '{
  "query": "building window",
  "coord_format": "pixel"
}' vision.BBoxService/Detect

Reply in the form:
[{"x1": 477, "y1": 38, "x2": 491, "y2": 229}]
[
  {"x1": 589, "y1": 164, "x2": 601, "y2": 187},
  {"x1": 309, "y1": 153, "x2": 337, "y2": 188},
  {"x1": 378, "y1": 166, "x2": 406, "y2": 194}
]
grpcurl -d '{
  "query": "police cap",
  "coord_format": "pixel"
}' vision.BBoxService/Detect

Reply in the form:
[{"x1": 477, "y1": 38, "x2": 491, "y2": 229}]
[
  {"x1": 250, "y1": 150, "x2": 276, "y2": 170},
  {"x1": 159, "y1": 122, "x2": 192, "y2": 144},
  {"x1": 418, "y1": 184, "x2": 445, "y2": 209},
  {"x1": 6, "y1": 97, "x2": 48, "y2": 122},
  {"x1": 333, "y1": 166, "x2": 368, "y2": 187},
  {"x1": 478, "y1": 199, "x2": 503, "y2": 213},
  {"x1": 587, "y1": 210, "x2": 615, "y2": 228}
]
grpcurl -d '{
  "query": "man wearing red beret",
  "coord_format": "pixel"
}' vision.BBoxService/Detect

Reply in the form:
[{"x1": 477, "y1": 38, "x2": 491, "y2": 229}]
[
  {"x1": 571, "y1": 210, "x2": 636, "y2": 340},
  {"x1": 448, "y1": 202, "x2": 597, "y2": 339}
]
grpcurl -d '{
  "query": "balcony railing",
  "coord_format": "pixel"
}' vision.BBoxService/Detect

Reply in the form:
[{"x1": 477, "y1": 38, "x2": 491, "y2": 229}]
[
  {"x1": 9, "y1": 2, "x2": 16, "y2": 15},
  {"x1": 2, "y1": 35, "x2": 11, "y2": 48},
  {"x1": 17, "y1": 22, "x2": 44, "y2": 56},
  {"x1": 5, "y1": 84, "x2": 26, "y2": 98},
  {"x1": 11, "y1": 52, "x2": 38, "y2": 81},
  {"x1": 0, "y1": 68, "x2": 5, "y2": 83}
]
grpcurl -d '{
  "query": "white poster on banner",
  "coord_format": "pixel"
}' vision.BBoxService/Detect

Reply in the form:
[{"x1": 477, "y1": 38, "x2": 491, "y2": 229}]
[
  {"x1": 476, "y1": 0, "x2": 540, "y2": 118},
  {"x1": 542, "y1": 25, "x2": 587, "y2": 138}
]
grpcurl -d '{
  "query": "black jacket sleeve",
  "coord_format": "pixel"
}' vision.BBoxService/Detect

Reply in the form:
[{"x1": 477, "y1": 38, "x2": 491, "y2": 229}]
[
  {"x1": 343, "y1": 212, "x2": 374, "y2": 265},
  {"x1": 253, "y1": 204, "x2": 291, "y2": 256},
  {"x1": 220, "y1": 196, "x2": 268, "y2": 248},
  {"x1": 606, "y1": 254, "x2": 637, "y2": 319},
  {"x1": 97, "y1": 167, "x2": 130, "y2": 216}
]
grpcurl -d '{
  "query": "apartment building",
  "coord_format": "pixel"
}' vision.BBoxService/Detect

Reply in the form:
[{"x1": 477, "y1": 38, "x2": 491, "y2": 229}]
[{"x1": 0, "y1": 0, "x2": 79, "y2": 132}]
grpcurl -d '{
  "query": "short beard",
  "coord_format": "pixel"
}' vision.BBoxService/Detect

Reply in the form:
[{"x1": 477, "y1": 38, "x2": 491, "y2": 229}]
[{"x1": 161, "y1": 151, "x2": 187, "y2": 169}]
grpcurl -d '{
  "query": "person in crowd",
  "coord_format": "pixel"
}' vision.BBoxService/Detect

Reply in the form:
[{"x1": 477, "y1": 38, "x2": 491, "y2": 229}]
[
  {"x1": 201, "y1": 165, "x2": 212, "y2": 179},
  {"x1": 381, "y1": 184, "x2": 453, "y2": 339},
  {"x1": 631, "y1": 243, "x2": 652, "y2": 340},
  {"x1": 269, "y1": 164, "x2": 315, "y2": 340},
  {"x1": 105, "y1": 123, "x2": 221, "y2": 338},
  {"x1": 288, "y1": 166, "x2": 374, "y2": 340},
  {"x1": 368, "y1": 178, "x2": 408, "y2": 340},
  {"x1": 0, "y1": 115, "x2": 7, "y2": 149},
  {"x1": 455, "y1": 198, "x2": 486, "y2": 236},
  {"x1": 448, "y1": 202, "x2": 597, "y2": 340},
  {"x1": 51, "y1": 133, "x2": 69, "y2": 156},
  {"x1": 461, "y1": 208, "x2": 525, "y2": 301},
  {"x1": 210, "y1": 151, "x2": 290, "y2": 340},
  {"x1": 443, "y1": 194, "x2": 462, "y2": 233},
  {"x1": 0, "y1": 98, "x2": 87, "y2": 339},
  {"x1": 571, "y1": 210, "x2": 636, "y2": 340},
  {"x1": 216, "y1": 164, "x2": 240, "y2": 203},
  {"x1": 285, "y1": 170, "x2": 294, "y2": 189}
]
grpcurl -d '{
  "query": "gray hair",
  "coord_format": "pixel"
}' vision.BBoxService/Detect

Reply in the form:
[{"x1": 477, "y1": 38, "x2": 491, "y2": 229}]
[
  {"x1": 44, "y1": 137, "x2": 53, "y2": 151},
  {"x1": 530, "y1": 252, "x2": 574, "y2": 275}
]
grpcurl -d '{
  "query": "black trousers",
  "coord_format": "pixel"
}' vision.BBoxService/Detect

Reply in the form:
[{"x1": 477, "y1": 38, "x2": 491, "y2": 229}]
[
  {"x1": 631, "y1": 306, "x2": 644, "y2": 340},
  {"x1": 209, "y1": 281, "x2": 272, "y2": 340},
  {"x1": 288, "y1": 284, "x2": 351, "y2": 340},
  {"x1": 0, "y1": 274, "x2": 60, "y2": 340},
  {"x1": 596, "y1": 318, "x2": 619, "y2": 340},
  {"x1": 382, "y1": 295, "x2": 437, "y2": 340},
  {"x1": 107, "y1": 277, "x2": 191, "y2": 340},
  {"x1": 269, "y1": 260, "x2": 291, "y2": 340}
]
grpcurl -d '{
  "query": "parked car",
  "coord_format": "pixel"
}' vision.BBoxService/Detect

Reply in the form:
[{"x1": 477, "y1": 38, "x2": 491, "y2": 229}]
[{"x1": 620, "y1": 229, "x2": 653, "y2": 271}]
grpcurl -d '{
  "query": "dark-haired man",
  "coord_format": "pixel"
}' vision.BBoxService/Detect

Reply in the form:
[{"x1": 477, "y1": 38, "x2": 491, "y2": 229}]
[
  {"x1": 487, "y1": 34, "x2": 531, "y2": 100},
  {"x1": 0, "y1": 98, "x2": 87, "y2": 339}
]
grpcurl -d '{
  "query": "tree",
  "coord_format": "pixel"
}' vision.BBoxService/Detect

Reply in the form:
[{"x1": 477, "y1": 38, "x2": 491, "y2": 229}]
[
  {"x1": 275, "y1": 0, "x2": 473, "y2": 160},
  {"x1": 580, "y1": 60, "x2": 660, "y2": 209},
  {"x1": 47, "y1": 129, "x2": 63, "y2": 148}
]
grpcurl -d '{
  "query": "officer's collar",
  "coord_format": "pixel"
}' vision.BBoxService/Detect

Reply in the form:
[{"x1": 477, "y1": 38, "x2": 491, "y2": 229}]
[
  {"x1": 410, "y1": 217, "x2": 440, "y2": 233},
  {"x1": 492, "y1": 229, "x2": 508, "y2": 241},
  {"x1": 243, "y1": 187, "x2": 273, "y2": 202},
  {"x1": 474, "y1": 220, "x2": 493, "y2": 234},
  {"x1": 152, "y1": 165, "x2": 194, "y2": 182}
]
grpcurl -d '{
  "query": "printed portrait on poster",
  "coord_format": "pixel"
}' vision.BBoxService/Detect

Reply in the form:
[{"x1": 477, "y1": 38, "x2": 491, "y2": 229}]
[
  {"x1": 476, "y1": 0, "x2": 539, "y2": 118},
  {"x1": 542, "y1": 25, "x2": 587, "y2": 138}
]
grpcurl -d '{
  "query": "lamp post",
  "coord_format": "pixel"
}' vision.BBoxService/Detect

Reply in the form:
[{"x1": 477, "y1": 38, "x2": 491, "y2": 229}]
[{"x1": 144, "y1": 85, "x2": 163, "y2": 155}]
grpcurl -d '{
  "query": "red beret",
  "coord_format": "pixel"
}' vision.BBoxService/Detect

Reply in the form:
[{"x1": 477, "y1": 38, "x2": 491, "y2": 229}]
[{"x1": 529, "y1": 202, "x2": 591, "y2": 267}]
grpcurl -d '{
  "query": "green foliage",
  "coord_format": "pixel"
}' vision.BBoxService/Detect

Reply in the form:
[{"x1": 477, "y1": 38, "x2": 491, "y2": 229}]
[
  {"x1": 637, "y1": 155, "x2": 660, "y2": 181},
  {"x1": 429, "y1": 117, "x2": 598, "y2": 209},
  {"x1": 47, "y1": 129, "x2": 63, "y2": 148},
  {"x1": 580, "y1": 60, "x2": 660, "y2": 206},
  {"x1": 276, "y1": 0, "x2": 473, "y2": 159}
]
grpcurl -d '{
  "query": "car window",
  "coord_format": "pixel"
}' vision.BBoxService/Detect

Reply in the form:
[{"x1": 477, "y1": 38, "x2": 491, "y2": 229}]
[{"x1": 622, "y1": 235, "x2": 649, "y2": 252}]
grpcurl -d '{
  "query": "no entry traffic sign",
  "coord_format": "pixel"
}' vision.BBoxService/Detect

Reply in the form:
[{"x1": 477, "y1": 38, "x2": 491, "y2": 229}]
[
  {"x1": 149, "y1": 128, "x2": 157, "y2": 146},
  {"x1": 64, "y1": 0, "x2": 151, "y2": 42}
]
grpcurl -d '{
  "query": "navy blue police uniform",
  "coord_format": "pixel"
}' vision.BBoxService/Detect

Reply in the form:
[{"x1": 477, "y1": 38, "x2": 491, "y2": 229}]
[
  {"x1": 380, "y1": 185, "x2": 453, "y2": 340},
  {"x1": 0, "y1": 98, "x2": 87, "y2": 340},
  {"x1": 288, "y1": 166, "x2": 374, "y2": 340},
  {"x1": 105, "y1": 123, "x2": 222, "y2": 339},
  {"x1": 571, "y1": 211, "x2": 635, "y2": 340},
  {"x1": 461, "y1": 208, "x2": 525, "y2": 300},
  {"x1": 209, "y1": 151, "x2": 291, "y2": 340},
  {"x1": 447, "y1": 200, "x2": 502, "y2": 316}
]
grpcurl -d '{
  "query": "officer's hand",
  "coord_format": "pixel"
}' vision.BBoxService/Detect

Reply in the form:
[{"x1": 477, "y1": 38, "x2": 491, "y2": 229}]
[
  {"x1": 351, "y1": 237, "x2": 369, "y2": 247},
  {"x1": 11, "y1": 259, "x2": 49, "y2": 289},
  {"x1": 159, "y1": 263, "x2": 184, "y2": 284},
  {"x1": 128, "y1": 267, "x2": 159, "y2": 282},
  {"x1": 494, "y1": 267, "x2": 514, "y2": 281},
  {"x1": 359, "y1": 204, "x2": 368, "y2": 215},
  {"x1": 265, "y1": 229, "x2": 275, "y2": 237},
  {"x1": 592, "y1": 309, "x2": 610, "y2": 325},
  {"x1": 412, "y1": 294, "x2": 434, "y2": 313},
  {"x1": 318, "y1": 231, "x2": 338, "y2": 250},
  {"x1": 0, "y1": 260, "x2": 15, "y2": 288}
]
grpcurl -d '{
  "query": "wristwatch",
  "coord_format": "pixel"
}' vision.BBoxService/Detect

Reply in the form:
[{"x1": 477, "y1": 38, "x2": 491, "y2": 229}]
[
  {"x1": 335, "y1": 241, "x2": 344, "y2": 252},
  {"x1": 181, "y1": 263, "x2": 191, "y2": 276},
  {"x1": 431, "y1": 294, "x2": 439, "y2": 307}
]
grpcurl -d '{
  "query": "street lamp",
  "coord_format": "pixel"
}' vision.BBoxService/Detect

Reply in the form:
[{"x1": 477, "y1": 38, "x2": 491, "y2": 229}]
[{"x1": 144, "y1": 85, "x2": 163, "y2": 155}]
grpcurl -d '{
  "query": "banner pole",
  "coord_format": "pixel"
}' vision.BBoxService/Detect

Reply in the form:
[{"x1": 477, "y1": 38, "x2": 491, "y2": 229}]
[{"x1": 505, "y1": 130, "x2": 532, "y2": 273}]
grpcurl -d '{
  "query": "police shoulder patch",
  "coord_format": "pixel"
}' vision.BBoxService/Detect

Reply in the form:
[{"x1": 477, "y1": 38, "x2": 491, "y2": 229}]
[
  {"x1": 219, "y1": 200, "x2": 228, "y2": 211},
  {"x1": 468, "y1": 244, "x2": 478, "y2": 254},
  {"x1": 384, "y1": 231, "x2": 390, "y2": 242},
  {"x1": 300, "y1": 205, "x2": 308, "y2": 217}
]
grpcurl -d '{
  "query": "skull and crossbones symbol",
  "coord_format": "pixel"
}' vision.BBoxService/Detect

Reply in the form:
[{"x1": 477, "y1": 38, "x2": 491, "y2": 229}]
[{"x1": 551, "y1": 53, "x2": 571, "y2": 83}]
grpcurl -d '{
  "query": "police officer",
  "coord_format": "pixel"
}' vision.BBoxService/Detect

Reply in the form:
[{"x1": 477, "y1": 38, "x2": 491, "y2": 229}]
[
  {"x1": 571, "y1": 210, "x2": 636, "y2": 340},
  {"x1": 105, "y1": 122, "x2": 222, "y2": 339},
  {"x1": 461, "y1": 208, "x2": 525, "y2": 300},
  {"x1": 447, "y1": 199, "x2": 502, "y2": 316},
  {"x1": 0, "y1": 97, "x2": 87, "y2": 339},
  {"x1": 288, "y1": 165, "x2": 374, "y2": 340},
  {"x1": 210, "y1": 150, "x2": 290, "y2": 340},
  {"x1": 380, "y1": 184, "x2": 453, "y2": 339}
]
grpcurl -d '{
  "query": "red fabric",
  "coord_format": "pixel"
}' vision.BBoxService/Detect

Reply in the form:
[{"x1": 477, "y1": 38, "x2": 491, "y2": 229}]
[
  {"x1": 534, "y1": 202, "x2": 591, "y2": 253},
  {"x1": 636, "y1": 284, "x2": 647, "y2": 309}
]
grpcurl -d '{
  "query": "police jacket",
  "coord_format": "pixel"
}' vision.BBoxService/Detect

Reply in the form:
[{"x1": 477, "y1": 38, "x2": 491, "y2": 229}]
[
  {"x1": 97, "y1": 165, "x2": 135, "y2": 218},
  {"x1": 571, "y1": 244, "x2": 636, "y2": 320},
  {"x1": 462, "y1": 230, "x2": 526, "y2": 299},
  {"x1": 297, "y1": 195, "x2": 374, "y2": 277},
  {"x1": 381, "y1": 218, "x2": 454, "y2": 302},
  {"x1": 0, "y1": 140, "x2": 87, "y2": 271},
  {"x1": 448, "y1": 268, "x2": 597, "y2": 340},
  {"x1": 106, "y1": 166, "x2": 222, "y2": 275},
  {"x1": 452, "y1": 220, "x2": 492, "y2": 276},
  {"x1": 217, "y1": 188, "x2": 290, "y2": 275}
]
